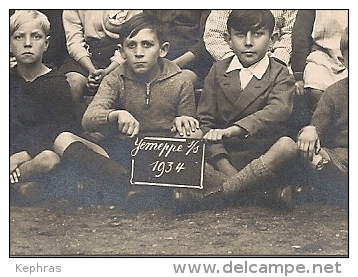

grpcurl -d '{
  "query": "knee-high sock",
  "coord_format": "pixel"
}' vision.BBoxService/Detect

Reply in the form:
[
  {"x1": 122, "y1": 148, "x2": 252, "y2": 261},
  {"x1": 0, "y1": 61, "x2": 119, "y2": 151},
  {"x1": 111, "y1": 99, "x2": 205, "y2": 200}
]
[
  {"x1": 61, "y1": 141, "x2": 129, "y2": 189},
  {"x1": 222, "y1": 156, "x2": 275, "y2": 195},
  {"x1": 204, "y1": 162, "x2": 227, "y2": 192}
]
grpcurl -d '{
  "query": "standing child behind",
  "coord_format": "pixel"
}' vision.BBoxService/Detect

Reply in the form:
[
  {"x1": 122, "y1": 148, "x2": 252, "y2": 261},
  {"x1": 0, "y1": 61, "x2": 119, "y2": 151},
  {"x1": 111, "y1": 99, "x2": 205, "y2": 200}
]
[
  {"x1": 143, "y1": 10, "x2": 213, "y2": 88},
  {"x1": 291, "y1": 10, "x2": 348, "y2": 115},
  {"x1": 60, "y1": 10, "x2": 142, "y2": 124},
  {"x1": 294, "y1": 26, "x2": 348, "y2": 199}
]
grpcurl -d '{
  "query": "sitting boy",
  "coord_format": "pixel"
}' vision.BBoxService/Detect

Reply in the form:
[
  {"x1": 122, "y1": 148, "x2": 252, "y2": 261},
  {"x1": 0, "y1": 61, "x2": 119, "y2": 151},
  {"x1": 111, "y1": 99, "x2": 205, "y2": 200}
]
[
  {"x1": 10, "y1": 10, "x2": 74, "y2": 186},
  {"x1": 175, "y1": 10, "x2": 296, "y2": 209},
  {"x1": 54, "y1": 13, "x2": 201, "y2": 203},
  {"x1": 294, "y1": 26, "x2": 348, "y2": 197}
]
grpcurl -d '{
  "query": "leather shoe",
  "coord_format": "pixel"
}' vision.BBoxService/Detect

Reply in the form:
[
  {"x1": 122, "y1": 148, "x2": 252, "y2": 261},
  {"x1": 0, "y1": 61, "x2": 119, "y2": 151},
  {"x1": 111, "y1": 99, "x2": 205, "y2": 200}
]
[
  {"x1": 173, "y1": 168, "x2": 226, "y2": 202},
  {"x1": 261, "y1": 185, "x2": 294, "y2": 211}
]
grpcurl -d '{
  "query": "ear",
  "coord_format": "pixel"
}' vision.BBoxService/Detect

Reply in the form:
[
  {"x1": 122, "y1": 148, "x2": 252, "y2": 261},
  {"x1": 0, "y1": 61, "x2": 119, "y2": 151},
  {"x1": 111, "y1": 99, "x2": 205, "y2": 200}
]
[
  {"x1": 159, "y1": 42, "x2": 170, "y2": 58},
  {"x1": 270, "y1": 32, "x2": 279, "y2": 47},
  {"x1": 118, "y1": 44, "x2": 127, "y2": 60},
  {"x1": 44, "y1": 35, "x2": 50, "y2": 51},
  {"x1": 224, "y1": 32, "x2": 232, "y2": 49}
]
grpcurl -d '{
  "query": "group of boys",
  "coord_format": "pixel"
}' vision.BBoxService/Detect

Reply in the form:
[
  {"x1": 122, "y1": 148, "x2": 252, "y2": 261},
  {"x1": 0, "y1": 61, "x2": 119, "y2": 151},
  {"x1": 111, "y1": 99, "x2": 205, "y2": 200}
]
[{"x1": 10, "y1": 10, "x2": 348, "y2": 211}]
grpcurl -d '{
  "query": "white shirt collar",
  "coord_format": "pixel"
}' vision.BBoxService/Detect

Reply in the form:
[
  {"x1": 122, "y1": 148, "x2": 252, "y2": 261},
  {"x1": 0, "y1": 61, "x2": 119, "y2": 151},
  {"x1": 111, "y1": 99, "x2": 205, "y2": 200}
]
[{"x1": 226, "y1": 54, "x2": 269, "y2": 80}]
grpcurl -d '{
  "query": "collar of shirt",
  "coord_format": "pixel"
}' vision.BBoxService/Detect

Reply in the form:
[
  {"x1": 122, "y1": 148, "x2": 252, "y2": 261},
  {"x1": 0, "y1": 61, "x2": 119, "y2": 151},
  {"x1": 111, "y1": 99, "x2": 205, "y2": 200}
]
[{"x1": 226, "y1": 55, "x2": 269, "y2": 90}]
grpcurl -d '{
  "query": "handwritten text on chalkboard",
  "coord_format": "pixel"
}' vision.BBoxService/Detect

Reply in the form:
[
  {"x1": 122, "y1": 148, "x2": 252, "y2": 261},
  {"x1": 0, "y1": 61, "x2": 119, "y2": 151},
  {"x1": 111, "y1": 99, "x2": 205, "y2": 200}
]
[{"x1": 130, "y1": 137, "x2": 205, "y2": 189}]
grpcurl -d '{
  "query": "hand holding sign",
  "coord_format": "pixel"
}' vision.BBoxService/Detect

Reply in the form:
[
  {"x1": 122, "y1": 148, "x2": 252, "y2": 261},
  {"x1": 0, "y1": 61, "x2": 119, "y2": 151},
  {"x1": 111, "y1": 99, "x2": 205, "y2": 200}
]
[{"x1": 171, "y1": 116, "x2": 200, "y2": 137}]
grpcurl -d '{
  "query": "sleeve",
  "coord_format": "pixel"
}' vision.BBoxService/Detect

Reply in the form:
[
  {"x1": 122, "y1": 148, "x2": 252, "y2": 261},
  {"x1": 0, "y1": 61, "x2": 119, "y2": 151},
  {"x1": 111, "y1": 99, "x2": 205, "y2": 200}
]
[
  {"x1": 203, "y1": 10, "x2": 234, "y2": 61},
  {"x1": 234, "y1": 66, "x2": 295, "y2": 136},
  {"x1": 310, "y1": 93, "x2": 334, "y2": 141},
  {"x1": 187, "y1": 10, "x2": 210, "y2": 58},
  {"x1": 82, "y1": 71, "x2": 120, "y2": 133},
  {"x1": 270, "y1": 10, "x2": 298, "y2": 66},
  {"x1": 62, "y1": 10, "x2": 90, "y2": 62},
  {"x1": 290, "y1": 10, "x2": 316, "y2": 80},
  {"x1": 177, "y1": 79, "x2": 197, "y2": 118},
  {"x1": 197, "y1": 65, "x2": 229, "y2": 158},
  {"x1": 50, "y1": 74, "x2": 78, "y2": 133}
]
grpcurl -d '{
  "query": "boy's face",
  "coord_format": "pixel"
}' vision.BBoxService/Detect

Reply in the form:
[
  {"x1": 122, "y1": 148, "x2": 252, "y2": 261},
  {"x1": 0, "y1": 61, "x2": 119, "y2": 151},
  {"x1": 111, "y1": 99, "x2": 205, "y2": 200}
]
[
  {"x1": 119, "y1": 28, "x2": 168, "y2": 81},
  {"x1": 226, "y1": 27, "x2": 271, "y2": 67},
  {"x1": 10, "y1": 20, "x2": 49, "y2": 65}
]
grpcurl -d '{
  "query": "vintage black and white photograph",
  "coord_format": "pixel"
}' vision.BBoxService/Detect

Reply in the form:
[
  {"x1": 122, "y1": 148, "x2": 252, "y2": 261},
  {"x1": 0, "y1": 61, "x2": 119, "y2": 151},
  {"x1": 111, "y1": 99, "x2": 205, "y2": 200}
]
[{"x1": 8, "y1": 7, "x2": 350, "y2": 273}]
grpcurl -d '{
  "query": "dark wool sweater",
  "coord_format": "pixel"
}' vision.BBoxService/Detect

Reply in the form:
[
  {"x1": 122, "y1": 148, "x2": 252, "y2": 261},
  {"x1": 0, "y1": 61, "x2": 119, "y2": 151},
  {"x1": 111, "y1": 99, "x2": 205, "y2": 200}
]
[
  {"x1": 311, "y1": 77, "x2": 348, "y2": 150},
  {"x1": 10, "y1": 67, "x2": 76, "y2": 156}
]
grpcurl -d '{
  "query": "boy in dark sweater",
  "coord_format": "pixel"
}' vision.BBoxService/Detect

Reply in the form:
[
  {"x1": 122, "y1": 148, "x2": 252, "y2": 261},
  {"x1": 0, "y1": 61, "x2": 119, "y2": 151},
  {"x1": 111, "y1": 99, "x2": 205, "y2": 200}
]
[
  {"x1": 10, "y1": 10, "x2": 74, "y2": 185},
  {"x1": 296, "y1": 26, "x2": 348, "y2": 183}
]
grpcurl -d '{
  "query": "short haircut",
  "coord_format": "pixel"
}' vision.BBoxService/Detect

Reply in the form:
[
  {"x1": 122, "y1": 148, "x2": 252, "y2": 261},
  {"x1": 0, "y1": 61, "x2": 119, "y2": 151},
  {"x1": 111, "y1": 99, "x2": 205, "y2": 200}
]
[
  {"x1": 227, "y1": 10, "x2": 275, "y2": 35},
  {"x1": 118, "y1": 13, "x2": 165, "y2": 45},
  {"x1": 340, "y1": 27, "x2": 348, "y2": 53},
  {"x1": 10, "y1": 10, "x2": 50, "y2": 36}
]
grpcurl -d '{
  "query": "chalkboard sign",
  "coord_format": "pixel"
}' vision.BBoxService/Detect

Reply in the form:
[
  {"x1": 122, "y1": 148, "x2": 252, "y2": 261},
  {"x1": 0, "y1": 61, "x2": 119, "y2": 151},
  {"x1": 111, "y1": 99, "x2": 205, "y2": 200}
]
[{"x1": 130, "y1": 136, "x2": 205, "y2": 189}]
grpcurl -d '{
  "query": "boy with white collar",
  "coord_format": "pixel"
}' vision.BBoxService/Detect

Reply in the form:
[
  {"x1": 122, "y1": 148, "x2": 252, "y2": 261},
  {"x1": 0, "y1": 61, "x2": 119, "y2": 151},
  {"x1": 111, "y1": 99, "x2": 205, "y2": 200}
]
[{"x1": 176, "y1": 10, "x2": 296, "y2": 209}]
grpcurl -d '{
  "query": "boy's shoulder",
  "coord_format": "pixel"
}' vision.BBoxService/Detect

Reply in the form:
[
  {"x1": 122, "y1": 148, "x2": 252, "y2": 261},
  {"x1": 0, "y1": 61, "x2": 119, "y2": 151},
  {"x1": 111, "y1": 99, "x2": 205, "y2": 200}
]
[
  {"x1": 326, "y1": 77, "x2": 348, "y2": 90},
  {"x1": 211, "y1": 56, "x2": 292, "y2": 76},
  {"x1": 147, "y1": 58, "x2": 183, "y2": 82},
  {"x1": 324, "y1": 77, "x2": 348, "y2": 97},
  {"x1": 10, "y1": 66, "x2": 67, "y2": 81},
  {"x1": 212, "y1": 56, "x2": 233, "y2": 72}
]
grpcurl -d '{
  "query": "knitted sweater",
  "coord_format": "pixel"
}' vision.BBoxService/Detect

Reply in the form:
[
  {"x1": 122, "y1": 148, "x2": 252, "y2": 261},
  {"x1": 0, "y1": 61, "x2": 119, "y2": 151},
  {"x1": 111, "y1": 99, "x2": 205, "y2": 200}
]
[
  {"x1": 311, "y1": 77, "x2": 348, "y2": 150},
  {"x1": 10, "y1": 67, "x2": 76, "y2": 155},
  {"x1": 82, "y1": 58, "x2": 196, "y2": 137}
]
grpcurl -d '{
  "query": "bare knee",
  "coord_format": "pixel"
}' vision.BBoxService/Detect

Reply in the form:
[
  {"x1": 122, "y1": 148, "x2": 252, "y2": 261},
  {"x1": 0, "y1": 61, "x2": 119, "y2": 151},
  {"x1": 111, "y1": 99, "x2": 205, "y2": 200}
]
[
  {"x1": 66, "y1": 72, "x2": 87, "y2": 101},
  {"x1": 263, "y1": 137, "x2": 299, "y2": 171},
  {"x1": 54, "y1": 132, "x2": 78, "y2": 156},
  {"x1": 274, "y1": 136, "x2": 299, "y2": 158},
  {"x1": 35, "y1": 150, "x2": 61, "y2": 172}
]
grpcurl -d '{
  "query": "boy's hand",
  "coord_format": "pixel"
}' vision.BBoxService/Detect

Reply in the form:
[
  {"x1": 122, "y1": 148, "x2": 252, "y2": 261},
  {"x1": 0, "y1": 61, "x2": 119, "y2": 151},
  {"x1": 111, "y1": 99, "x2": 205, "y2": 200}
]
[
  {"x1": 171, "y1": 116, "x2": 200, "y2": 137},
  {"x1": 203, "y1": 126, "x2": 243, "y2": 142},
  {"x1": 109, "y1": 110, "x2": 140, "y2": 138},
  {"x1": 86, "y1": 69, "x2": 106, "y2": 90},
  {"x1": 294, "y1": 80, "x2": 305, "y2": 96},
  {"x1": 9, "y1": 151, "x2": 31, "y2": 184},
  {"x1": 297, "y1": 126, "x2": 320, "y2": 161},
  {"x1": 10, "y1": 56, "x2": 17, "y2": 68},
  {"x1": 10, "y1": 168, "x2": 21, "y2": 184},
  {"x1": 117, "y1": 110, "x2": 140, "y2": 138}
]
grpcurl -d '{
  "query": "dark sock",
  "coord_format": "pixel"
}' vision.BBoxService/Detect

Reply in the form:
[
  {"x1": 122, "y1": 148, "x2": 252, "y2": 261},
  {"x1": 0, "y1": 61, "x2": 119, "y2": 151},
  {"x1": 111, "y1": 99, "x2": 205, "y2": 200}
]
[{"x1": 62, "y1": 141, "x2": 129, "y2": 190}]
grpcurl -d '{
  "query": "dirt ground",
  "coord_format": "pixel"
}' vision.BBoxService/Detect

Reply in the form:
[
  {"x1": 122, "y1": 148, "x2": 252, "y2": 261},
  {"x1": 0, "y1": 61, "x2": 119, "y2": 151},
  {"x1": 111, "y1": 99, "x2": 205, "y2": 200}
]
[{"x1": 10, "y1": 183, "x2": 349, "y2": 257}]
